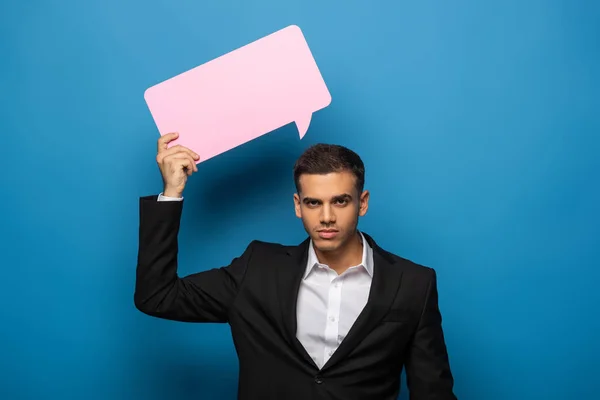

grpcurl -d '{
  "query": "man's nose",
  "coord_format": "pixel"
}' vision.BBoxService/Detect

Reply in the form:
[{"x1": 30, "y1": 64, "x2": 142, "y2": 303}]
[{"x1": 320, "y1": 204, "x2": 336, "y2": 224}]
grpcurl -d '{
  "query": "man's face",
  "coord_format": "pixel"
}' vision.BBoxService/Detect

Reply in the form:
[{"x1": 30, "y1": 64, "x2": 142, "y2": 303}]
[{"x1": 294, "y1": 171, "x2": 369, "y2": 254}]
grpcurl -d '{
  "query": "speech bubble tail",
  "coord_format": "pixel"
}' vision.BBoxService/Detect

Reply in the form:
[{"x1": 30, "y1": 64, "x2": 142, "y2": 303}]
[{"x1": 295, "y1": 113, "x2": 312, "y2": 139}]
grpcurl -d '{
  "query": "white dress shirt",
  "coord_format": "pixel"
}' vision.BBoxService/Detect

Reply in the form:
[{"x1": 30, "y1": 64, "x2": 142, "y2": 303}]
[
  {"x1": 156, "y1": 193, "x2": 374, "y2": 370},
  {"x1": 296, "y1": 231, "x2": 373, "y2": 369},
  {"x1": 157, "y1": 193, "x2": 183, "y2": 202}
]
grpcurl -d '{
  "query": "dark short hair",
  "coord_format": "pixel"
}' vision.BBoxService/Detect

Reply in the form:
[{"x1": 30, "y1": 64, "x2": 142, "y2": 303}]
[{"x1": 293, "y1": 143, "x2": 365, "y2": 194}]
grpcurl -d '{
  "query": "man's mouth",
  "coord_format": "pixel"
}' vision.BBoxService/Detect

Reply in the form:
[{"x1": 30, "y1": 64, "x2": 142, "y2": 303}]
[{"x1": 317, "y1": 229, "x2": 339, "y2": 239}]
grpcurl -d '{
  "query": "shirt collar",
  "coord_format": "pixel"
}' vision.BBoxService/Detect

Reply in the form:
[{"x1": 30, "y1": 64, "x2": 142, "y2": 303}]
[{"x1": 304, "y1": 231, "x2": 374, "y2": 279}]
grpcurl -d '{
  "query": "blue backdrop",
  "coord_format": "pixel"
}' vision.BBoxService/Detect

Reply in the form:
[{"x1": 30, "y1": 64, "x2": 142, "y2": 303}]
[{"x1": 1, "y1": 1, "x2": 598, "y2": 399}]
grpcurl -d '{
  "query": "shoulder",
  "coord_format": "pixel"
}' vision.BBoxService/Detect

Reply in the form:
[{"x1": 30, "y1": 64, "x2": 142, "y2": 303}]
[
  {"x1": 393, "y1": 253, "x2": 435, "y2": 278},
  {"x1": 245, "y1": 239, "x2": 290, "y2": 253},
  {"x1": 241, "y1": 239, "x2": 297, "y2": 261},
  {"x1": 374, "y1": 245, "x2": 443, "y2": 313},
  {"x1": 373, "y1": 241, "x2": 438, "y2": 288}
]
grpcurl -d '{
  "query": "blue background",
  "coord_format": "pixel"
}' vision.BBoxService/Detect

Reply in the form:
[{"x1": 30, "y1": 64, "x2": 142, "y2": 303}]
[{"x1": 1, "y1": 1, "x2": 598, "y2": 399}]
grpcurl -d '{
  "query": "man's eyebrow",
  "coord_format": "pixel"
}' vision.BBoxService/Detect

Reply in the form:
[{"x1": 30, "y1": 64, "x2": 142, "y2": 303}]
[
  {"x1": 302, "y1": 194, "x2": 353, "y2": 203},
  {"x1": 333, "y1": 194, "x2": 353, "y2": 201}
]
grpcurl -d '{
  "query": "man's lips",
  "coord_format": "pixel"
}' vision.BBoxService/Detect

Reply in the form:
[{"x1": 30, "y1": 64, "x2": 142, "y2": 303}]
[{"x1": 317, "y1": 229, "x2": 339, "y2": 239}]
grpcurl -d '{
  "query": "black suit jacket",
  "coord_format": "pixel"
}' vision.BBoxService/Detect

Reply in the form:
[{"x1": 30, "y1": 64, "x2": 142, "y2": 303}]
[{"x1": 134, "y1": 195, "x2": 457, "y2": 400}]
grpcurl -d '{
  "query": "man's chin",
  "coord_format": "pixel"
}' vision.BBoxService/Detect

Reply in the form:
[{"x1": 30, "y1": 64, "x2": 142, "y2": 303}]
[{"x1": 313, "y1": 238, "x2": 339, "y2": 252}]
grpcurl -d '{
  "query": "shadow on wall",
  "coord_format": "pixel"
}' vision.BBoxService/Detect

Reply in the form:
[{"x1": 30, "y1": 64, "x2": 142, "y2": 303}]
[
  {"x1": 180, "y1": 122, "x2": 313, "y2": 238},
  {"x1": 193, "y1": 125, "x2": 301, "y2": 211}
]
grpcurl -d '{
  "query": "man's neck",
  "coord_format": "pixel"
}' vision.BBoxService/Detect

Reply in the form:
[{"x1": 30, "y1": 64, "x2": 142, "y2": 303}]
[{"x1": 315, "y1": 231, "x2": 364, "y2": 275}]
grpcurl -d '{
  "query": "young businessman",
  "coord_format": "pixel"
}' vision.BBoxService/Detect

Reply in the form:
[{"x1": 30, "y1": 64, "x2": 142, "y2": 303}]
[{"x1": 135, "y1": 132, "x2": 457, "y2": 400}]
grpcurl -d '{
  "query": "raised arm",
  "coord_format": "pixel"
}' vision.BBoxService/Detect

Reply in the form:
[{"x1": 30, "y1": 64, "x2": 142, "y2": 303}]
[
  {"x1": 134, "y1": 131, "x2": 253, "y2": 322},
  {"x1": 134, "y1": 195, "x2": 254, "y2": 322}
]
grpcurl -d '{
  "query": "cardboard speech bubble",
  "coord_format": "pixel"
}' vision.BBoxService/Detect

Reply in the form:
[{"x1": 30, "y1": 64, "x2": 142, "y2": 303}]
[{"x1": 144, "y1": 25, "x2": 332, "y2": 163}]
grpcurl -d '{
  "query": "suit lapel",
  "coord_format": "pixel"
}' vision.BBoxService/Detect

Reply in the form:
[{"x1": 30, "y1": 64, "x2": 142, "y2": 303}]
[
  {"x1": 320, "y1": 232, "x2": 403, "y2": 372},
  {"x1": 276, "y1": 237, "x2": 318, "y2": 369}
]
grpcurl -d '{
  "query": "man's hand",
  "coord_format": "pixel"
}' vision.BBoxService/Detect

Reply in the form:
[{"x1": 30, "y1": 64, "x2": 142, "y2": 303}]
[{"x1": 156, "y1": 132, "x2": 200, "y2": 197}]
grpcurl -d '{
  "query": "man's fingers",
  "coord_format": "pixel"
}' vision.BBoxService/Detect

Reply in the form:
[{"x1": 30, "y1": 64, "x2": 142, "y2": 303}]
[
  {"x1": 157, "y1": 132, "x2": 179, "y2": 153},
  {"x1": 164, "y1": 153, "x2": 198, "y2": 173},
  {"x1": 179, "y1": 157, "x2": 197, "y2": 175},
  {"x1": 172, "y1": 158, "x2": 195, "y2": 176},
  {"x1": 157, "y1": 144, "x2": 200, "y2": 164}
]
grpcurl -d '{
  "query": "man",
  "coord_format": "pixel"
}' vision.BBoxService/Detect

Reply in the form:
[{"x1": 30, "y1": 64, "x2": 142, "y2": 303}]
[{"x1": 135, "y1": 132, "x2": 457, "y2": 400}]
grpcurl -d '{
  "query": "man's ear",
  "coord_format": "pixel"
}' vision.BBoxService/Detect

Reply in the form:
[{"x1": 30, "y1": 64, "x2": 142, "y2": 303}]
[
  {"x1": 294, "y1": 193, "x2": 302, "y2": 218},
  {"x1": 358, "y1": 190, "x2": 369, "y2": 216}
]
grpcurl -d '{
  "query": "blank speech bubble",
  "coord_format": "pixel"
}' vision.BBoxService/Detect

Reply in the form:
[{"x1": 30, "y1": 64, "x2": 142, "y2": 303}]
[{"x1": 144, "y1": 25, "x2": 332, "y2": 163}]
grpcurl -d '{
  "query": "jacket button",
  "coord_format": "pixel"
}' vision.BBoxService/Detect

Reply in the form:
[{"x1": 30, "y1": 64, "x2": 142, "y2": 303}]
[{"x1": 315, "y1": 376, "x2": 323, "y2": 384}]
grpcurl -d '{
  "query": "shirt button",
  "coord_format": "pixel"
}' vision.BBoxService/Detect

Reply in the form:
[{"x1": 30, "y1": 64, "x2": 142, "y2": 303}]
[{"x1": 315, "y1": 376, "x2": 323, "y2": 384}]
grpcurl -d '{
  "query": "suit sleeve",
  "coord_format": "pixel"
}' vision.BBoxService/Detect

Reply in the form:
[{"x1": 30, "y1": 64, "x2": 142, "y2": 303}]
[
  {"x1": 405, "y1": 268, "x2": 458, "y2": 400},
  {"x1": 133, "y1": 195, "x2": 254, "y2": 323}
]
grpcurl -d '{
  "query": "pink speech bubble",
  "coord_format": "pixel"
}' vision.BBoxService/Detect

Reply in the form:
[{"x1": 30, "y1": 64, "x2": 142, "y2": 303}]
[{"x1": 144, "y1": 25, "x2": 332, "y2": 163}]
